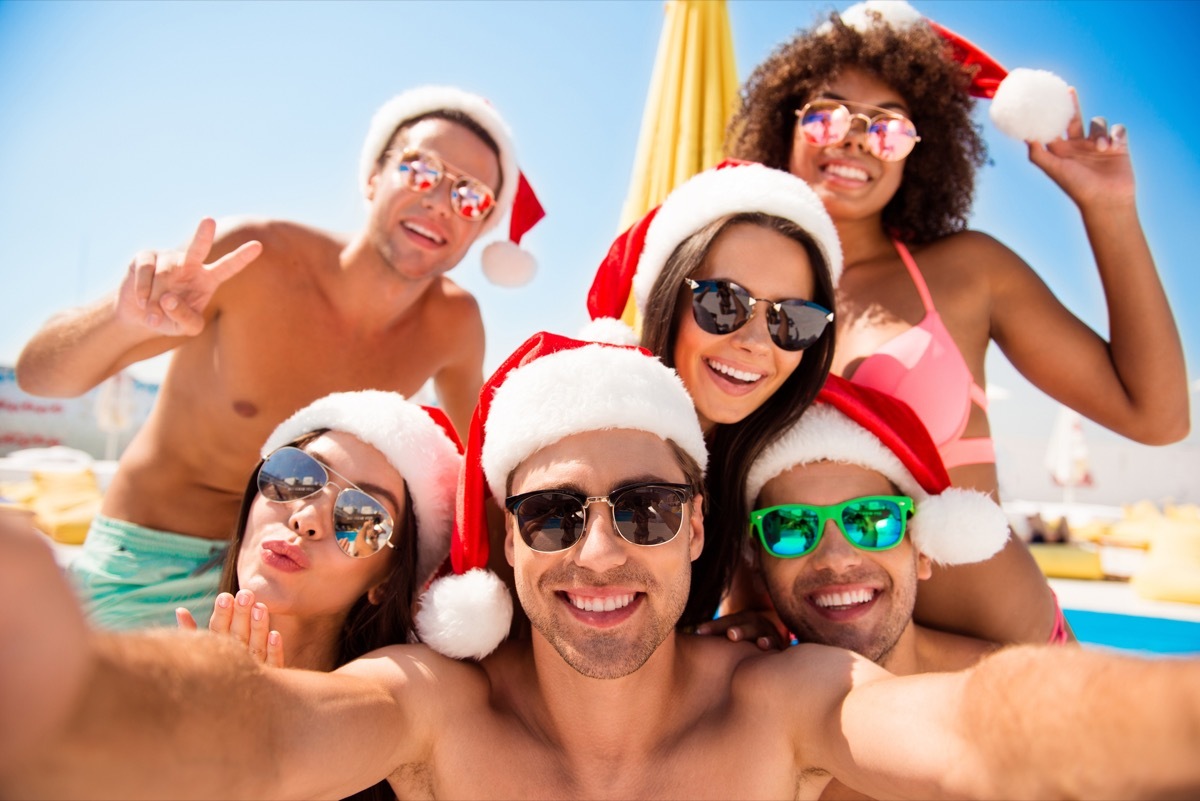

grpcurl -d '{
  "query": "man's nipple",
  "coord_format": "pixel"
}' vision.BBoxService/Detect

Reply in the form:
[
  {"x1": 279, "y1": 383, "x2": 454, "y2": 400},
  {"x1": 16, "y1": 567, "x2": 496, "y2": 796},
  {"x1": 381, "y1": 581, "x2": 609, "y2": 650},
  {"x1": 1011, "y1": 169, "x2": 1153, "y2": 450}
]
[{"x1": 232, "y1": 400, "x2": 259, "y2": 418}]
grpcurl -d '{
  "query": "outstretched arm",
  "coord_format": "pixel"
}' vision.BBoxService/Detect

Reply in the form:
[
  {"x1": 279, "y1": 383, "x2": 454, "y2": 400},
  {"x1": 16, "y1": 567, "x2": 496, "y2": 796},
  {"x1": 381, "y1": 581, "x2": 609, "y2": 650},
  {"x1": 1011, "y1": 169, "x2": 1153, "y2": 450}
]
[
  {"x1": 805, "y1": 645, "x2": 1200, "y2": 799},
  {"x1": 15, "y1": 217, "x2": 262, "y2": 398},
  {"x1": 433, "y1": 289, "x2": 486, "y2": 440},
  {"x1": 0, "y1": 524, "x2": 427, "y2": 800},
  {"x1": 995, "y1": 90, "x2": 1188, "y2": 445}
]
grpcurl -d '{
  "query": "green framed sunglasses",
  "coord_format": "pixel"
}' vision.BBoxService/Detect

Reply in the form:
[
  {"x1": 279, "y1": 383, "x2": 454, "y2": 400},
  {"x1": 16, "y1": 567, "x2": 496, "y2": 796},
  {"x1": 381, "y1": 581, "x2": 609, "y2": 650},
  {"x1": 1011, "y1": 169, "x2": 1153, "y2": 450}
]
[{"x1": 750, "y1": 495, "x2": 914, "y2": 559}]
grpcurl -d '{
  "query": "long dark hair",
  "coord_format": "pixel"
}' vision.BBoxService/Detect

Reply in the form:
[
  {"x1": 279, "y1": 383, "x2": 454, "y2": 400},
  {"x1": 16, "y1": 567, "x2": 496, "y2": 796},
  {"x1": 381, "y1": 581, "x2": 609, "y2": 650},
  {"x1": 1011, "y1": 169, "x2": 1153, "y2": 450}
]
[
  {"x1": 223, "y1": 431, "x2": 419, "y2": 801},
  {"x1": 640, "y1": 212, "x2": 836, "y2": 627}
]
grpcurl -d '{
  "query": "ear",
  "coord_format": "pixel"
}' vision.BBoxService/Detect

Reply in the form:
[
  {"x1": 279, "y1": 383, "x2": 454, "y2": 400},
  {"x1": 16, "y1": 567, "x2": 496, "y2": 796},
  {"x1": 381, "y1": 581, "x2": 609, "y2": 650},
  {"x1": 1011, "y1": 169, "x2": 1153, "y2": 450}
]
[
  {"x1": 367, "y1": 579, "x2": 389, "y2": 606},
  {"x1": 915, "y1": 550, "x2": 933, "y2": 582},
  {"x1": 365, "y1": 169, "x2": 381, "y2": 202},
  {"x1": 504, "y1": 520, "x2": 516, "y2": 568},
  {"x1": 688, "y1": 493, "x2": 705, "y2": 563}
]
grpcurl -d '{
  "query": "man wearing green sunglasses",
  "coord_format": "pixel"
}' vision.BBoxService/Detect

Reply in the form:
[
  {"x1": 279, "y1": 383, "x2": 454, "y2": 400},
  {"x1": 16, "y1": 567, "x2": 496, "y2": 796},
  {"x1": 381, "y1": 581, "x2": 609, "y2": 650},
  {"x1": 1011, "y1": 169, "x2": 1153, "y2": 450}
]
[
  {"x1": 5, "y1": 338, "x2": 1200, "y2": 800},
  {"x1": 743, "y1": 376, "x2": 1009, "y2": 675}
]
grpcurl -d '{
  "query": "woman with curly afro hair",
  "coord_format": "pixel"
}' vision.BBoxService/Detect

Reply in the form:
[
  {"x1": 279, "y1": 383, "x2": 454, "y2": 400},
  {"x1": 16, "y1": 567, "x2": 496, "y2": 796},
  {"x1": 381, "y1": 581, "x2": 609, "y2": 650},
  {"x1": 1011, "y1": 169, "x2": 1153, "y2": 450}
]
[{"x1": 725, "y1": 2, "x2": 1187, "y2": 647}]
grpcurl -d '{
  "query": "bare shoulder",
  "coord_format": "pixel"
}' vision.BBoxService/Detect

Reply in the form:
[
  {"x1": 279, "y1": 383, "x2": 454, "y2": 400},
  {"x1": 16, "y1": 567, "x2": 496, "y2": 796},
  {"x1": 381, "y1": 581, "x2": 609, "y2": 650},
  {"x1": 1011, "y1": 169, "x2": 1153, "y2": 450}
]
[
  {"x1": 915, "y1": 626, "x2": 999, "y2": 673},
  {"x1": 212, "y1": 216, "x2": 347, "y2": 261},
  {"x1": 920, "y1": 230, "x2": 1032, "y2": 279},
  {"x1": 338, "y1": 642, "x2": 490, "y2": 702}
]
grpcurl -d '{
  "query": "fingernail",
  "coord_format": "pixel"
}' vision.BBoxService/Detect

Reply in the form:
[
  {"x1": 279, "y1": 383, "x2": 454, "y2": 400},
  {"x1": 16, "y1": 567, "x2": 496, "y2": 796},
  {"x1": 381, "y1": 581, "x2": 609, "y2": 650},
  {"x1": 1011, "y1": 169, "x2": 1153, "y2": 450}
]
[
  {"x1": 728, "y1": 628, "x2": 742, "y2": 642},
  {"x1": 1097, "y1": 138, "x2": 1110, "y2": 152},
  {"x1": 252, "y1": 605, "x2": 265, "y2": 622},
  {"x1": 269, "y1": 631, "x2": 281, "y2": 645},
  {"x1": 217, "y1": 593, "x2": 232, "y2": 609},
  {"x1": 161, "y1": 294, "x2": 177, "y2": 310},
  {"x1": 236, "y1": 590, "x2": 252, "y2": 607}
]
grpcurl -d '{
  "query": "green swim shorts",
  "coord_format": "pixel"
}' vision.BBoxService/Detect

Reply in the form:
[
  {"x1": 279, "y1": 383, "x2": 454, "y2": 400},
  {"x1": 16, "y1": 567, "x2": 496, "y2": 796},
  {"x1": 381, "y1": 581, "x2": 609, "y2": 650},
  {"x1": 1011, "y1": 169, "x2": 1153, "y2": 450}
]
[{"x1": 67, "y1": 515, "x2": 229, "y2": 631}]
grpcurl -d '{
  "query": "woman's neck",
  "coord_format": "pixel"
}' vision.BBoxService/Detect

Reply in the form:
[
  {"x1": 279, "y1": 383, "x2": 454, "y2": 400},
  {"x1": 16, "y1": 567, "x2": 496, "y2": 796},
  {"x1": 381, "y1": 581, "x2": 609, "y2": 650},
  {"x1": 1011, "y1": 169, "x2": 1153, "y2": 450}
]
[
  {"x1": 835, "y1": 215, "x2": 896, "y2": 269},
  {"x1": 272, "y1": 614, "x2": 346, "y2": 672}
]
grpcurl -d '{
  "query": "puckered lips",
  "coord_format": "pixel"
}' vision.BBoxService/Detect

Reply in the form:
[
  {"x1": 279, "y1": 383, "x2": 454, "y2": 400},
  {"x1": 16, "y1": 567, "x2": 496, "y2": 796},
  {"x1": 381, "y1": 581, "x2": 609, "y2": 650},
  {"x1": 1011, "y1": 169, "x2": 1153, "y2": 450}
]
[
  {"x1": 261, "y1": 539, "x2": 311, "y2": 572},
  {"x1": 560, "y1": 587, "x2": 643, "y2": 629}
]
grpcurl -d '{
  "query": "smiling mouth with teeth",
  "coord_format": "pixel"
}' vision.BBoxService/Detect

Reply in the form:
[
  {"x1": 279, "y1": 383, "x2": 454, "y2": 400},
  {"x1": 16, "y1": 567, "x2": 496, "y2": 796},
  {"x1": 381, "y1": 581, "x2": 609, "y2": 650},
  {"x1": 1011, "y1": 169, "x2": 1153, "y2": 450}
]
[
  {"x1": 811, "y1": 588, "x2": 877, "y2": 609},
  {"x1": 401, "y1": 220, "x2": 446, "y2": 245},
  {"x1": 822, "y1": 163, "x2": 870, "y2": 182},
  {"x1": 565, "y1": 592, "x2": 637, "y2": 613},
  {"x1": 705, "y1": 358, "x2": 764, "y2": 384}
]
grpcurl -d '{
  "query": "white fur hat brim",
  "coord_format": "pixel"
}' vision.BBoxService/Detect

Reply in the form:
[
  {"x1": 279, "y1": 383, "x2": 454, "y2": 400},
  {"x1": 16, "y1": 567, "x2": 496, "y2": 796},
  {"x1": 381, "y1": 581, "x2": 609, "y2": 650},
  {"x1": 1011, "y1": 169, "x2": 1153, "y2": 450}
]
[
  {"x1": 415, "y1": 568, "x2": 513, "y2": 660},
  {"x1": 262, "y1": 391, "x2": 463, "y2": 587},
  {"x1": 631, "y1": 164, "x2": 842, "y2": 312},
  {"x1": 746, "y1": 405, "x2": 1006, "y2": 565},
  {"x1": 359, "y1": 85, "x2": 517, "y2": 239},
  {"x1": 481, "y1": 344, "x2": 707, "y2": 502}
]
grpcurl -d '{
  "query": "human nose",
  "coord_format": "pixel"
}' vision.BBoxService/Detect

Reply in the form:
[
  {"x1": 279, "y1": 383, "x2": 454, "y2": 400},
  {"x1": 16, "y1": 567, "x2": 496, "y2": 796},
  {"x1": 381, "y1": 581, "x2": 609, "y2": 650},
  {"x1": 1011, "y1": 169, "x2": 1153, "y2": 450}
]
[
  {"x1": 420, "y1": 175, "x2": 455, "y2": 218},
  {"x1": 287, "y1": 490, "x2": 334, "y2": 540},
  {"x1": 730, "y1": 299, "x2": 774, "y2": 354},
  {"x1": 571, "y1": 501, "x2": 628, "y2": 573},
  {"x1": 838, "y1": 114, "x2": 873, "y2": 153},
  {"x1": 806, "y1": 519, "x2": 862, "y2": 572}
]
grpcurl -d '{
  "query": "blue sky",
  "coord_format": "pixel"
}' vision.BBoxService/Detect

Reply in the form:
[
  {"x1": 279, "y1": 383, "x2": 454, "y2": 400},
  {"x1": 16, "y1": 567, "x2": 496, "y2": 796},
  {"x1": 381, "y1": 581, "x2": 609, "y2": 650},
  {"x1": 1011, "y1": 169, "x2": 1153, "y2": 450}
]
[{"x1": 1, "y1": 0, "x2": 1198, "y2": 499}]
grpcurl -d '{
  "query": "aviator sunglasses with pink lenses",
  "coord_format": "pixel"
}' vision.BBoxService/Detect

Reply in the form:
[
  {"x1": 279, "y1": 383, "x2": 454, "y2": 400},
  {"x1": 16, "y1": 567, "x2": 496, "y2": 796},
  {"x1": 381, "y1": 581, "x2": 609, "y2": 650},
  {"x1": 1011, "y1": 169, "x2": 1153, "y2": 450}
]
[
  {"x1": 391, "y1": 148, "x2": 496, "y2": 221},
  {"x1": 795, "y1": 100, "x2": 921, "y2": 163}
]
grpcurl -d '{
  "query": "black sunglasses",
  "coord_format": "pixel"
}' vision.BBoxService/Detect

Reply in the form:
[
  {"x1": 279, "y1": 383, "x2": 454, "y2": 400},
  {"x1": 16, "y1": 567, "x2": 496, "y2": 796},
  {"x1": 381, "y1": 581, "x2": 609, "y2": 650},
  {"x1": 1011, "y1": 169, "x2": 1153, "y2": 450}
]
[
  {"x1": 505, "y1": 482, "x2": 694, "y2": 553},
  {"x1": 684, "y1": 278, "x2": 833, "y2": 351}
]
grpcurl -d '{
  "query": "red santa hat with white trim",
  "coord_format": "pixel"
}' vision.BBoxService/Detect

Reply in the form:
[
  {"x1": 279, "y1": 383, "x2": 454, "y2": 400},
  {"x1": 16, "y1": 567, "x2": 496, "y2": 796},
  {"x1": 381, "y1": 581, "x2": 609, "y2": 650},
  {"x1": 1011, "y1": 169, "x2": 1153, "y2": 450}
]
[
  {"x1": 359, "y1": 85, "x2": 546, "y2": 287},
  {"x1": 414, "y1": 331, "x2": 708, "y2": 660},
  {"x1": 745, "y1": 375, "x2": 1009, "y2": 566},
  {"x1": 829, "y1": 0, "x2": 1075, "y2": 143},
  {"x1": 584, "y1": 160, "x2": 842, "y2": 341},
  {"x1": 261, "y1": 390, "x2": 464, "y2": 590}
]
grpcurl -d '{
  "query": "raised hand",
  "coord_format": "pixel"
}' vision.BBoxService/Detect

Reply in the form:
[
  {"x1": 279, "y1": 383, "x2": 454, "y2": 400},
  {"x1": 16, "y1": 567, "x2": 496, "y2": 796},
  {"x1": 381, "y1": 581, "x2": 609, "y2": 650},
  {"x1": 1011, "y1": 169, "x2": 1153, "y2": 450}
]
[
  {"x1": 116, "y1": 217, "x2": 263, "y2": 337},
  {"x1": 1026, "y1": 88, "x2": 1135, "y2": 210},
  {"x1": 176, "y1": 589, "x2": 285, "y2": 668}
]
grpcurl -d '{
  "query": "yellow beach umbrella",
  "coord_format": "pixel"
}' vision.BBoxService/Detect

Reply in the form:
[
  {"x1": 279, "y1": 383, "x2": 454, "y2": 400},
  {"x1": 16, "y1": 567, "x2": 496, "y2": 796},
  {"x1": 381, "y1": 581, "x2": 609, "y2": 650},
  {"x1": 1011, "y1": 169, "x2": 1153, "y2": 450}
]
[{"x1": 615, "y1": 0, "x2": 739, "y2": 326}]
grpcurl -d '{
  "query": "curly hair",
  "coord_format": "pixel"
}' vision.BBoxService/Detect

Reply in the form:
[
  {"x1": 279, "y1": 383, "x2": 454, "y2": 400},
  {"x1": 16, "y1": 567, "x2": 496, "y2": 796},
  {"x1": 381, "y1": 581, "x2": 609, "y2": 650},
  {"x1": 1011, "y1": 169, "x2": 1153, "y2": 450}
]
[{"x1": 726, "y1": 12, "x2": 987, "y2": 244}]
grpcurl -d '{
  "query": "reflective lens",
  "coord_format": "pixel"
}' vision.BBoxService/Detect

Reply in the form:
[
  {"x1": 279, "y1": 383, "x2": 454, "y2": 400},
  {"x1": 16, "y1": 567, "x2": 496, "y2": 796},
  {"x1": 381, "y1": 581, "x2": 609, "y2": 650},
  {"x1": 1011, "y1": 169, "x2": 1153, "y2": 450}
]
[
  {"x1": 750, "y1": 496, "x2": 913, "y2": 559},
  {"x1": 257, "y1": 447, "x2": 395, "y2": 558},
  {"x1": 505, "y1": 482, "x2": 694, "y2": 553},
  {"x1": 686, "y1": 278, "x2": 832, "y2": 351},
  {"x1": 797, "y1": 100, "x2": 920, "y2": 162},
  {"x1": 396, "y1": 149, "x2": 495, "y2": 220}
]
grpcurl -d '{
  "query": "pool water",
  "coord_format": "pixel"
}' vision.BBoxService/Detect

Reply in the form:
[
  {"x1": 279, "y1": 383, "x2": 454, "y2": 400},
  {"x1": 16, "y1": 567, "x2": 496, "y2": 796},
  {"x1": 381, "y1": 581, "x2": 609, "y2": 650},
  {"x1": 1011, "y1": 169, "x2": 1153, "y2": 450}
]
[{"x1": 1066, "y1": 609, "x2": 1200, "y2": 656}]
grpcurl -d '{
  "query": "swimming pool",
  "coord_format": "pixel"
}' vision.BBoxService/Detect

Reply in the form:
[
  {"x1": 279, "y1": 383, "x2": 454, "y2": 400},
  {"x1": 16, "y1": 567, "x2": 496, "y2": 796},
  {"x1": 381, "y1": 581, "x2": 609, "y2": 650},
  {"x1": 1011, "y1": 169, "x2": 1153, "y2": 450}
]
[{"x1": 1066, "y1": 609, "x2": 1200, "y2": 656}]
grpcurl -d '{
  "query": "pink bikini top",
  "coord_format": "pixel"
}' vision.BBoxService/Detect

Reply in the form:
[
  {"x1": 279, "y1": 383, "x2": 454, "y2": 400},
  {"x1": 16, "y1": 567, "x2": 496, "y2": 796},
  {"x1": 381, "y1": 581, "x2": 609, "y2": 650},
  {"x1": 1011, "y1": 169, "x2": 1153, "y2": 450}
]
[{"x1": 847, "y1": 240, "x2": 995, "y2": 469}]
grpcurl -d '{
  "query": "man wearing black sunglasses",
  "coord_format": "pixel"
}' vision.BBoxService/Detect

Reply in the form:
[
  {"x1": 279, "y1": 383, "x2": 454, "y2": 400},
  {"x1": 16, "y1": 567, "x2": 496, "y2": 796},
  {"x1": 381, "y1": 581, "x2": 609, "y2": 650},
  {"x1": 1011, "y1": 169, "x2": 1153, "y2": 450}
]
[
  {"x1": 14, "y1": 86, "x2": 543, "y2": 632},
  {"x1": 5, "y1": 335, "x2": 1200, "y2": 800}
]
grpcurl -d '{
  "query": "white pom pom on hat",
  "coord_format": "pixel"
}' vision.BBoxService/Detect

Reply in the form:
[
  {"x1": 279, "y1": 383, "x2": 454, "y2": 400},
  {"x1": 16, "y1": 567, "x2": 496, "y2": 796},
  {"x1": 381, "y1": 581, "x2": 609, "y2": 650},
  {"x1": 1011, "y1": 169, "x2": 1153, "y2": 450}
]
[
  {"x1": 414, "y1": 331, "x2": 707, "y2": 661},
  {"x1": 586, "y1": 160, "x2": 842, "y2": 324},
  {"x1": 261, "y1": 390, "x2": 464, "y2": 589},
  {"x1": 831, "y1": 1, "x2": 1075, "y2": 143},
  {"x1": 745, "y1": 376, "x2": 1009, "y2": 566},
  {"x1": 359, "y1": 85, "x2": 546, "y2": 287}
]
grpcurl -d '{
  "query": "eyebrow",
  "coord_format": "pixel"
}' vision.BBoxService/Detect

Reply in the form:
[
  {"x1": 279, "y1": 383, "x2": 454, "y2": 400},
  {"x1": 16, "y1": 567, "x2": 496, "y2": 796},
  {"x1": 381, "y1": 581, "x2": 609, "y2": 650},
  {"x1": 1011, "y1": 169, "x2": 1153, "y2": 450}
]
[
  {"x1": 526, "y1": 474, "x2": 683, "y2": 496},
  {"x1": 822, "y1": 92, "x2": 911, "y2": 114}
]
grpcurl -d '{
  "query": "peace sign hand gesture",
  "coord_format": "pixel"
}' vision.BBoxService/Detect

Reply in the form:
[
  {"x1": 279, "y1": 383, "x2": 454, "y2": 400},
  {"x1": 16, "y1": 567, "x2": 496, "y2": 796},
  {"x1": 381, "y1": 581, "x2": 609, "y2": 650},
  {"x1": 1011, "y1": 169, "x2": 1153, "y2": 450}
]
[
  {"x1": 1027, "y1": 88, "x2": 1136, "y2": 211},
  {"x1": 116, "y1": 217, "x2": 263, "y2": 337}
]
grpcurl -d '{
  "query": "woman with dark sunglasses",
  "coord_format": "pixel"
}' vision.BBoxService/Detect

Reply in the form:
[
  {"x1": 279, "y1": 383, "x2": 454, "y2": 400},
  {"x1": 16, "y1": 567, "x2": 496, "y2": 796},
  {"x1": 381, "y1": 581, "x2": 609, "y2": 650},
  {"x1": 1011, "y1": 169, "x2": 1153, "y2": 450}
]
[
  {"x1": 726, "y1": 2, "x2": 1187, "y2": 646},
  {"x1": 586, "y1": 161, "x2": 842, "y2": 627}
]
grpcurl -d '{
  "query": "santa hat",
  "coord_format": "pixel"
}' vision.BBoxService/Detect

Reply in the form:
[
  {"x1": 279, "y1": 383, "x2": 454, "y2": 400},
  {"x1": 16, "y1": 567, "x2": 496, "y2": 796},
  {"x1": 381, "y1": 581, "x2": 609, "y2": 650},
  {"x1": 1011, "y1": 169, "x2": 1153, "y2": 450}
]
[
  {"x1": 261, "y1": 390, "x2": 464, "y2": 589},
  {"x1": 415, "y1": 331, "x2": 707, "y2": 660},
  {"x1": 359, "y1": 85, "x2": 546, "y2": 287},
  {"x1": 585, "y1": 160, "x2": 842, "y2": 333},
  {"x1": 745, "y1": 376, "x2": 1008, "y2": 566},
  {"x1": 831, "y1": 1, "x2": 1074, "y2": 143}
]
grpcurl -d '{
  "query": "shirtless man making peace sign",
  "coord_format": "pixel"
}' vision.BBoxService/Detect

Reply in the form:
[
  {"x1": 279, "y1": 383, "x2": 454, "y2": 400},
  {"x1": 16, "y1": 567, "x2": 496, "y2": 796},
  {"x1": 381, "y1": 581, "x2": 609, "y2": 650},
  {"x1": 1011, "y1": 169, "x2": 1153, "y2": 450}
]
[
  {"x1": 4, "y1": 334, "x2": 1200, "y2": 800},
  {"x1": 15, "y1": 87, "x2": 542, "y2": 630}
]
